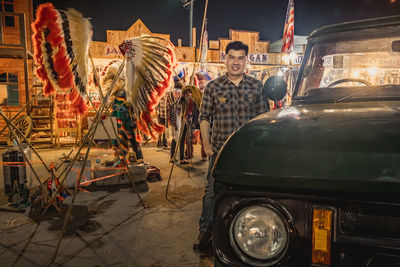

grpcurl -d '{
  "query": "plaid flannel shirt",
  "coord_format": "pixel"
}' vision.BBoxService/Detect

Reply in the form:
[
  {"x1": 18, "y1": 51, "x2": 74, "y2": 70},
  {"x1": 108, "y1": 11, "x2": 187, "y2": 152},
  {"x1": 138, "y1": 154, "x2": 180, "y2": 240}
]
[
  {"x1": 157, "y1": 93, "x2": 168, "y2": 119},
  {"x1": 199, "y1": 74, "x2": 269, "y2": 152}
]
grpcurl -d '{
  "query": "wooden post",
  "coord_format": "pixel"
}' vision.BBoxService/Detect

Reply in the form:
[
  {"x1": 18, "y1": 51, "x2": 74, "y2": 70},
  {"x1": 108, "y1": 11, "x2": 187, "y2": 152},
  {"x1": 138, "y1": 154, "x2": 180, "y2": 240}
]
[{"x1": 21, "y1": 13, "x2": 30, "y2": 116}]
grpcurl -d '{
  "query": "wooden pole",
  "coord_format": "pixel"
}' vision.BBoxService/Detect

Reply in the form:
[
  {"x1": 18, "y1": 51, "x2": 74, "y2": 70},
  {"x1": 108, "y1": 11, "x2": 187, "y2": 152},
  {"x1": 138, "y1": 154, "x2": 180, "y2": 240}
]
[
  {"x1": 0, "y1": 92, "x2": 41, "y2": 136},
  {"x1": 51, "y1": 58, "x2": 146, "y2": 264},
  {"x1": 165, "y1": 108, "x2": 187, "y2": 198},
  {"x1": 0, "y1": 107, "x2": 50, "y2": 174},
  {"x1": 87, "y1": 55, "x2": 146, "y2": 206},
  {"x1": 0, "y1": 109, "x2": 43, "y2": 188}
]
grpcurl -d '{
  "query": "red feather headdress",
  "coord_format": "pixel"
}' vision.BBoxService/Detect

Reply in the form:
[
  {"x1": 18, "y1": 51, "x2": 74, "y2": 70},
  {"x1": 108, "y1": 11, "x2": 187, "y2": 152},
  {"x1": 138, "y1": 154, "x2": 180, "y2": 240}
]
[
  {"x1": 32, "y1": 3, "x2": 92, "y2": 115},
  {"x1": 119, "y1": 36, "x2": 176, "y2": 141}
]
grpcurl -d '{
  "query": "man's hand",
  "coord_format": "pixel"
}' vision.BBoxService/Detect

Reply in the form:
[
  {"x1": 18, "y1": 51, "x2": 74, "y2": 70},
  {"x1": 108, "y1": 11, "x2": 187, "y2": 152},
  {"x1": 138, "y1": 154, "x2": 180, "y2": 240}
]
[
  {"x1": 200, "y1": 120, "x2": 214, "y2": 156},
  {"x1": 203, "y1": 141, "x2": 214, "y2": 156}
]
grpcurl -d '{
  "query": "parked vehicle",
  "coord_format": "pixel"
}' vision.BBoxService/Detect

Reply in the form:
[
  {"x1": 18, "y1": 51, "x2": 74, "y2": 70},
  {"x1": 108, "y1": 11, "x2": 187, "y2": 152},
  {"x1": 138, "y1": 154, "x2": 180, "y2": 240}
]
[{"x1": 213, "y1": 15, "x2": 400, "y2": 267}]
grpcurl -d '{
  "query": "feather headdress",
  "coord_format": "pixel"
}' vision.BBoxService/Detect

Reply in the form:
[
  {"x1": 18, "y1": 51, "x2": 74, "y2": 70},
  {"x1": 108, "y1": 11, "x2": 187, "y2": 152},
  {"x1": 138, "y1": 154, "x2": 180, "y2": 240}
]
[
  {"x1": 100, "y1": 60, "x2": 125, "y2": 96},
  {"x1": 182, "y1": 85, "x2": 202, "y2": 109},
  {"x1": 32, "y1": 3, "x2": 92, "y2": 115},
  {"x1": 119, "y1": 36, "x2": 176, "y2": 140}
]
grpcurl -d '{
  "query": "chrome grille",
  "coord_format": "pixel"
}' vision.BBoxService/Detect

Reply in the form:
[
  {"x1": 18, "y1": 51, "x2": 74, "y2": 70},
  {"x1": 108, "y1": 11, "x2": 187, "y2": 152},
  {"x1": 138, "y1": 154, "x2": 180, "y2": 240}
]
[{"x1": 340, "y1": 207, "x2": 400, "y2": 239}]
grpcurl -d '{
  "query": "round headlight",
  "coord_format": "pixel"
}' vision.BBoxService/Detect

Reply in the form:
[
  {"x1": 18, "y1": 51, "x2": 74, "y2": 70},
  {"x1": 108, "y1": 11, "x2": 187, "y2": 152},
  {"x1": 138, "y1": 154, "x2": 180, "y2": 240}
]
[{"x1": 230, "y1": 205, "x2": 288, "y2": 261}]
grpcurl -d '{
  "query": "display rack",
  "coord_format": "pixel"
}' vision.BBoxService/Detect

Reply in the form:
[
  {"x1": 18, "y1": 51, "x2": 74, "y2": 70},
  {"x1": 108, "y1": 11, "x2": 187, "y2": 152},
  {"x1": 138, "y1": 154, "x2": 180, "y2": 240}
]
[{"x1": 54, "y1": 92, "x2": 81, "y2": 147}]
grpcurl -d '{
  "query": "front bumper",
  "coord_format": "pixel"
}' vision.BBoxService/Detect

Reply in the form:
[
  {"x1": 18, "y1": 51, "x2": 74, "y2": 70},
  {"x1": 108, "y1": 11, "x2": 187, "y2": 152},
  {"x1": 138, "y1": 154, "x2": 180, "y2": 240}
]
[{"x1": 213, "y1": 186, "x2": 400, "y2": 267}]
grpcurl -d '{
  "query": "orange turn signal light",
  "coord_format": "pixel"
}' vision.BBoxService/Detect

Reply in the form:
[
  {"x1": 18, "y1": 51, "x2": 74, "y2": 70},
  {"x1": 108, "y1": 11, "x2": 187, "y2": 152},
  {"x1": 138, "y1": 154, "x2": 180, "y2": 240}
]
[{"x1": 312, "y1": 208, "x2": 333, "y2": 266}]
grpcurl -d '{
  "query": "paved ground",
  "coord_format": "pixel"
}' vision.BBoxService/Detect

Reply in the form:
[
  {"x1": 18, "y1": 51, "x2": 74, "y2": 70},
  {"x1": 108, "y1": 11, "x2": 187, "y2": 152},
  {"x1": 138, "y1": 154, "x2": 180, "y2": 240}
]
[{"x1": 0, "y1": 142, "x2": 214, "y2": 266}]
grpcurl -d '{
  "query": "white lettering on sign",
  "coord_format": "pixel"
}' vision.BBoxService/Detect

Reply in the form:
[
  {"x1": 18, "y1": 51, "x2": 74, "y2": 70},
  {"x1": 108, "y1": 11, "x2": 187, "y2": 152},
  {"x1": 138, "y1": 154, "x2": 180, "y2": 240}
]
[
  {"x1": 295, "y1": 55, "x2": 303, "y2": 65},
  {"x1": 105, "y1": 46, "x2": 122, "y2": 56},
  {"x1": 220, "y1": 51, "x2": 268, "y2": 64},
  {"x1": 248, "y1": 53, "x2": 268, "y2": 64}
]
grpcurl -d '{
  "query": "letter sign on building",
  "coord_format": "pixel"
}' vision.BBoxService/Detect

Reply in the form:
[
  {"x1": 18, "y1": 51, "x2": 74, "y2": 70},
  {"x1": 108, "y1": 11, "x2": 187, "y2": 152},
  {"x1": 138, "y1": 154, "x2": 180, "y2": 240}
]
[
  {"x1": 105, "y1": 46, "x2": 122, "y2": 56},
  {"x1": 220, "y1": 51, "x2": 268, "y2": 64},
  {"x1": 248, "y1": 53, "x2": 268, "y2": 64}
]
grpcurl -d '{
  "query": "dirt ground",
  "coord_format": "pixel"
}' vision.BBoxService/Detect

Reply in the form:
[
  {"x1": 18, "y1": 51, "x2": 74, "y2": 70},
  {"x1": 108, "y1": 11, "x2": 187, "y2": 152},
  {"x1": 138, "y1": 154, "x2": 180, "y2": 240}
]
[{"x1": 0, "y1": 143, "x2": 214, "y2": 266}]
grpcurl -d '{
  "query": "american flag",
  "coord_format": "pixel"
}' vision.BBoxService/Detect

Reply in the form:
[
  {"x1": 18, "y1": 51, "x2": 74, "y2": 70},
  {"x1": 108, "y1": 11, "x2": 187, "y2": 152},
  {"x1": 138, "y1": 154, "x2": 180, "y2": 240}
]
[{"x1": 281, "y1": 0, "x2": 294, "y2": 53}]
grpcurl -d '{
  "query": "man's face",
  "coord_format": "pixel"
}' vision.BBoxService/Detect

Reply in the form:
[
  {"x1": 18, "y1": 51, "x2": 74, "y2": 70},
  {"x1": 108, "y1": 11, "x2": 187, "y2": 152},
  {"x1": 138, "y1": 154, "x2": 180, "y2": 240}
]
[
  {"x1": 226, "y1": 49, "x2": 247, "y2": 78},
  {"x1": 197, "y1": 77, "x2": 208, "y2": 91}
]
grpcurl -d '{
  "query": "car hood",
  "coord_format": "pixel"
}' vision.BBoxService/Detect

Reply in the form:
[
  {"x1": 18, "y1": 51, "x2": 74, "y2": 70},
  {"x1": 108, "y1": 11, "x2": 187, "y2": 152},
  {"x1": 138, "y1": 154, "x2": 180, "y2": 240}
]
[{"x1": 214, "y1": 101, "x2": 400, "y2": 199}]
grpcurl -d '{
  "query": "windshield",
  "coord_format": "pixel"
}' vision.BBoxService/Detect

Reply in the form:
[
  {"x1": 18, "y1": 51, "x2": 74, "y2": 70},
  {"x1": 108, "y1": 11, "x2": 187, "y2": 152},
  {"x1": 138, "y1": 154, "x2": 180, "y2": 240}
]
[{"x1": 296, "y1": 28, "x2": 400, "y2": 101}]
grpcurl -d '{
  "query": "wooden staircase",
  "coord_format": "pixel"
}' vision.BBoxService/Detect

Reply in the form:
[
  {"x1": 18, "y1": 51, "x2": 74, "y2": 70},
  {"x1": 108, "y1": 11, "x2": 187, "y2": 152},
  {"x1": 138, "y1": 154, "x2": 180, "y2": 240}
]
[{"x1": 29, "y1": 83, "x2": 54, "y2": 145}]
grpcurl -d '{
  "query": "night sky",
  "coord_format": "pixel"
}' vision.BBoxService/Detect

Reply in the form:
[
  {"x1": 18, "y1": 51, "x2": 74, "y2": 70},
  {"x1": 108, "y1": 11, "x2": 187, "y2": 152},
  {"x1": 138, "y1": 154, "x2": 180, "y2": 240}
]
[{"x1": 33, "y1": 0, "x2": 400, "y2": 45}]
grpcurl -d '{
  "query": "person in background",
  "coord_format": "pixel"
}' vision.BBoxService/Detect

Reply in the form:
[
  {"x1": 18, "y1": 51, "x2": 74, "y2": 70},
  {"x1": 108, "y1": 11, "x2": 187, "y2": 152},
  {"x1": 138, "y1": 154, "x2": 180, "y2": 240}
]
[
  {"x1": 102, "y1": 60, "x2": 143, "y2": 165},
  {"x1": 178, "y1": 93, "x2": 191, "y2": 165},
  {"x1": 156, "y1": 91, "x2": 168, "y2": 150},
  {"x1": 195, "y1": 71, "x2": 212, "y2": 161},
  {"x1": 167, "y1": 78, "x2": 183, "y2": 162},
  {"x1": 193, "y1": 41, "x2": 270, "y2": 252},
  {"x1": 112, "y1": 90, "x2": 143, "y2": 166},
  {"x1": 179, "y1": 85, "x2": 197, "y2": 164}
]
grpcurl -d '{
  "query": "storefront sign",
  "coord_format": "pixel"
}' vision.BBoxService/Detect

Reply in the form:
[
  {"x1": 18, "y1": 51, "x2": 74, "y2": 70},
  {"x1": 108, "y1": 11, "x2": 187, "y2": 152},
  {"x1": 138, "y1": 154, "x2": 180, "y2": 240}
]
[
  {"x1": 220, "y1": 51, "x2": 268, "y2": 64},
  {"x1": 105, "y1": 46, "x2": 122, "y2": 56},
  {"x1": 248, "y1": 53, "x2": 268, "y2": 64},
  {"x1": 295, "y1": 55, "x2": 303, "y2": 65}
]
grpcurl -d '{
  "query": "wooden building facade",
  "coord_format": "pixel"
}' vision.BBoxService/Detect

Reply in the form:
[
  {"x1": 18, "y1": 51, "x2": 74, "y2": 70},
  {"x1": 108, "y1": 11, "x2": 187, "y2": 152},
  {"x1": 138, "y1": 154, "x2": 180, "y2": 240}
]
[
  {"x1": 90, "y1": 19, "x2": 303, "y2": 84},
  {"x1": 90, "y1": 19, "x2": 277, "y2": 64},
  {"x1": 0, "y1": 0, "x2": 34, "y2": 132}
]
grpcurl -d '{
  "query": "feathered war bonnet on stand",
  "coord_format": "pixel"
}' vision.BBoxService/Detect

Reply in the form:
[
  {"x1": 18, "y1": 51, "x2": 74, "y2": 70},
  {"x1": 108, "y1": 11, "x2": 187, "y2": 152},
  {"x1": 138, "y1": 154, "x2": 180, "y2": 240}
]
[
  {"x1": 32, "y1": 3, "x2": 92, "y2": 115},
  {"x1": 119, "y1": 36, "x2": 176, "y2": 141}
]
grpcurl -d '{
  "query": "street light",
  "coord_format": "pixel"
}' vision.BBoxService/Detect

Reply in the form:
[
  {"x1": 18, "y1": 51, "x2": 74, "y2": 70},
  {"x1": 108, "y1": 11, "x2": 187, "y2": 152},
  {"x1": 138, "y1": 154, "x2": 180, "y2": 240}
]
[{"x1": 181, "y1": 0, "x2": 194, "y2": 47}]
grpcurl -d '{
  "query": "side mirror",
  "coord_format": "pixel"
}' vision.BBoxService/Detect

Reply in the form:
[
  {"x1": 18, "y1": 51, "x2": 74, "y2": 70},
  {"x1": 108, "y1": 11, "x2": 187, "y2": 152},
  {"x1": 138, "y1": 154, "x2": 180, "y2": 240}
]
[{"x1": 263, "y1": 75, "x2": 287, "y2": 102}]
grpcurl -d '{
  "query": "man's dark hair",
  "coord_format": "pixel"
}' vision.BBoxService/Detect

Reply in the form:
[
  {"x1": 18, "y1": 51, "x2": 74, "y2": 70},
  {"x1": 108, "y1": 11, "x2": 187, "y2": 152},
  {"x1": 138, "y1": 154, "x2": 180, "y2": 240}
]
[
  {"x1": 174, "y1": 79, "x2": 183, "y2": 89},
  {"x1": 225, "y1": 41, "x2": 249, "y2": 56}
]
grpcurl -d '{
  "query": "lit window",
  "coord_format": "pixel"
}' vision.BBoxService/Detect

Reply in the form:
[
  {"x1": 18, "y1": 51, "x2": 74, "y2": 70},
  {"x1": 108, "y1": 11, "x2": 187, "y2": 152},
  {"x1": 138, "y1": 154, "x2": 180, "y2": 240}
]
[{"x1": 0, "y1": 72, "x2": 19, "y2": 106}]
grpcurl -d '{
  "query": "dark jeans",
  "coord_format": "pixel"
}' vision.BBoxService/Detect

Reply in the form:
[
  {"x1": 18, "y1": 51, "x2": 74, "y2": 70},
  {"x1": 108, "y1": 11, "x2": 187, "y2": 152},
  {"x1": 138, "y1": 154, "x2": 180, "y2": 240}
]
[
  {"x1": 199, "y1": 154, "x2": 217, "y2": 232},
  {"x1": 157, "y1": 117, "x2": 167, "y2": 147},
  {"x1": 170, "y1": 139, "x2": 177, "y2": 160},
  {"x1": 179, "y1": 124, "x2": 187, "y2": 160}
]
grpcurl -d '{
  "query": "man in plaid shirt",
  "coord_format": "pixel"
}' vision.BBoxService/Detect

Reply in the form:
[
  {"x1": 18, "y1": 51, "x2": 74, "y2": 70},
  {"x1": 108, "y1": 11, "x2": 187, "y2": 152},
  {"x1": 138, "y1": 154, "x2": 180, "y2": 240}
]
[{"x1": 194, "y1": 41, "x2": 270, "y2": 252}]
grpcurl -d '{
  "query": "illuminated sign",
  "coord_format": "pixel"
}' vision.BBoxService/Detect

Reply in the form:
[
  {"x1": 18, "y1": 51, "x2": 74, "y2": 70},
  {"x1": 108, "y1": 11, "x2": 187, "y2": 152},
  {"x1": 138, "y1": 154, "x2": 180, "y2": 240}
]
[
  {"x1": 220, "y1": 52, "x2": 268, "y2": 64},
  {"x1": 105, "y1": 46, "x2": 122, "y2": 56}
]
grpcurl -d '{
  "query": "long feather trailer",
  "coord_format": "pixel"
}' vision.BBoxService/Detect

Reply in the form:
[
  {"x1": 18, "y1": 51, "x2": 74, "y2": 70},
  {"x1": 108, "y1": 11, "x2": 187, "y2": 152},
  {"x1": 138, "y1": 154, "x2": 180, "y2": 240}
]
[
  {"x1": 119, "y1": 36, "x2": 176, "y2": 140},
  {"x1": 32, "y1": 3, "x2": 92, "y2": 115}
]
